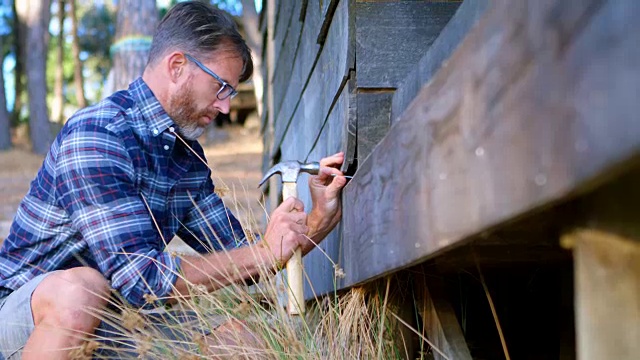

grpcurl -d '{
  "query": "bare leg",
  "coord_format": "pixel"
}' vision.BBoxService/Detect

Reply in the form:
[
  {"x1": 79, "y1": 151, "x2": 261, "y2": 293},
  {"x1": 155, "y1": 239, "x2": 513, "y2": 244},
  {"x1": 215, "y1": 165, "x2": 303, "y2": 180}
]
[
  {"x1": 22, "y1": 267, "x2": 110, "y2": 360},
  {"x1": 203, "y1": 319, "x2": 265, "y2": 359}
]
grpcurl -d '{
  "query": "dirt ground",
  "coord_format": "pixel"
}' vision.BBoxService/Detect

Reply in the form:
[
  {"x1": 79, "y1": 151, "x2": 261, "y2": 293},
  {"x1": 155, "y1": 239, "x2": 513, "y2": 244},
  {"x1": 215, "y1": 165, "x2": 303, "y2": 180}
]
[{"x1": 0, "y1": 124, "x2": 266, "y2": 246}]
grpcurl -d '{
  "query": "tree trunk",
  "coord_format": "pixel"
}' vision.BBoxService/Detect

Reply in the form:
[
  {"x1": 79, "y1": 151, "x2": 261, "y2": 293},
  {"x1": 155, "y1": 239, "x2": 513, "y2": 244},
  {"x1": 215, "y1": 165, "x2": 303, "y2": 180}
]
[
  {"x1": 111, "y1": 0, "x2": 158, "y2": 91},
  {"x1": 51, "y1": 0, "x2": 65, "y2": 123},
  {"x1": 0, "y1": 35, "x2": 11, "y2": 150},
  {"x1": 11, "y1": 0, "x2": 25, "y2": 128},
  {"x1": 240, "y1": 0, "x2": 263, "y2": 118},
  {"x1": 70, "y1": 0, "x2": 86, "y2": 109},
  {"x1": 16, "y1": 0, "x2": 53, "y2": 155}
]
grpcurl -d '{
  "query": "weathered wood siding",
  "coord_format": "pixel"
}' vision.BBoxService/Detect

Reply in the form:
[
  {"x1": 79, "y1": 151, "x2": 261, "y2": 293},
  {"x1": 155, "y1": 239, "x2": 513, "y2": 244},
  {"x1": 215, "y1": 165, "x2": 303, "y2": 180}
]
[
  {"x1": 263, "y1": 0, "x2": 640, "y2": 298},
  {"x1": 342, "y1": 0, "x2": 640, "y2": 287},
  {"x1": 262, "y1": 0, "x2": 463, "y2": 297}
]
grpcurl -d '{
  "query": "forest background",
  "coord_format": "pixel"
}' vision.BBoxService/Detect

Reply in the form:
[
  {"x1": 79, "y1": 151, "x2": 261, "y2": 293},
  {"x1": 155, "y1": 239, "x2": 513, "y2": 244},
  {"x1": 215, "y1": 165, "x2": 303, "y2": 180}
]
[{"x1": 0, "y1": 0, "x2": 265, "y2": 248}]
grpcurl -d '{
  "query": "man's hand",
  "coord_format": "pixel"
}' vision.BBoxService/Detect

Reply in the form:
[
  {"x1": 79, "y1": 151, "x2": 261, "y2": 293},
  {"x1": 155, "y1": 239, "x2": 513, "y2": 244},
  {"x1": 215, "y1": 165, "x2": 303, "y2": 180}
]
[
  {"x1": 262, "y1": 197, "x2": 309, "y2": 267},
  {"x1": 305, "y1": 152, "x2": 348, "y2": 253}
]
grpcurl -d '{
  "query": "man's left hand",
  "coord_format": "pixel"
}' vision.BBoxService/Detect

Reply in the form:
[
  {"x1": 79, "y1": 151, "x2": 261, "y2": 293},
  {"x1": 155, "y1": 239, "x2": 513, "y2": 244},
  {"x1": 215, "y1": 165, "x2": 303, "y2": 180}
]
[{"x1": 304, "y1": 152, "x2": 348, "y2": 253}]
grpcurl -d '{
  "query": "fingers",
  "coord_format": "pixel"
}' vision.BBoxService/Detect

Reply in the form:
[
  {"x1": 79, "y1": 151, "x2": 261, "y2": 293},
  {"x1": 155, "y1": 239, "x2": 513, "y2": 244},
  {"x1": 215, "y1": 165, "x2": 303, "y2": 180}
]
[
  {"x1": 278, "y1": 197, "x2": 305, "y2": 213},
  {"x1": 319, "y1": 152, "x2": 345, "y2": 168},
  {"x1": 322, "y1": 168, "x2": 348, "y2": 198},
  {"x1": 292, "y1": 223, "x2": 309, "y2": 235},
  {"x1": 272, "y1": 200, "x2": 308, "y2": 227},
  {"x1": 311, "y1": 167, "x2": 348, "y2": 191},
  {"x1": 264, "y1": 197, "x2": 310, "y2": 265}
]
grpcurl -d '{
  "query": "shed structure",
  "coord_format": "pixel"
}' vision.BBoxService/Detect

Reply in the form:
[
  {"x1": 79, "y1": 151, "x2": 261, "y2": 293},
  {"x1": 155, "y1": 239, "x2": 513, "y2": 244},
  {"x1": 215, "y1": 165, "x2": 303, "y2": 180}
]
[{"x1": 259, "y1": 1, "x2": 640, "y2": 358}]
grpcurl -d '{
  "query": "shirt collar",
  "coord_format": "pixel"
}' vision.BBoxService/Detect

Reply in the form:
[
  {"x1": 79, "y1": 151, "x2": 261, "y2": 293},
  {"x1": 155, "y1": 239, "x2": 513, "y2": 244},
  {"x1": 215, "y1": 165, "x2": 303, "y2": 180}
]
[{"x1": 128, "y1": 77, "x2": 175, "y2": 137}]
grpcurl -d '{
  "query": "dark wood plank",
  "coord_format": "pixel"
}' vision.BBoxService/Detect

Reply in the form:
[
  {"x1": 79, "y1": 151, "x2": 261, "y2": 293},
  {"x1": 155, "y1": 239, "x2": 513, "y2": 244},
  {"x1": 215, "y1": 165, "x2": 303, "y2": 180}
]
[
  {"x1": 272, "y1": 0, "x2": 325, "y2": 156},
  {"x1": 570, "y1": 229, "x2": 640, "y2": 360},
  {"x1": 301, "y1": 83, "x2": 351, "y2": 297},
  {"x1": 342, "y1": 0, "x2": 640, "y2": 287},
  {"x1": 356, "y1": 90, "x2": 394, "y2": 162},
  {"x1": 355, "y1": 1, "x2": 460, "y2": 89},
  {"x1": 391, "y1": 0, "x2": 489, "y2": 123},
  {"x1": 272, "y1": 0, "x2": 304, "y2": 123},
  {"x1": 414, "y1": 274, "x2": 472, "y2": 360},
  {"x1": 273, "y1": 0, "x2": 295, "y2": 67},
  {"x1": 342, "y1": 72, "x2": 357, "y2": 174},
  {"x1": 317, "y1": 0, "x2": 340, "y2": 45},
  {"x1": 262, "y1": 0, "x2": 277, "y2": 168},
  {"x1": 277, "y1": 0, "x2": 352, "y2": 160},
  {"x1": 259, "y1": 0, "x2": 267, "y2": 35}
]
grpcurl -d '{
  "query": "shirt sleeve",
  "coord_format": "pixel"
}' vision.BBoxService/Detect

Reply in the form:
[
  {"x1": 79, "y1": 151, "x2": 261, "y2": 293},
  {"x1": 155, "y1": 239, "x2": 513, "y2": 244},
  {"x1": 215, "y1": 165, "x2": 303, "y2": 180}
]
[
  {"x1": 175, "y1": 174, "x2": 250, "y2": 253},
  {"x1": 54, "y1": 125, "x2": 179, "y2": 308}
]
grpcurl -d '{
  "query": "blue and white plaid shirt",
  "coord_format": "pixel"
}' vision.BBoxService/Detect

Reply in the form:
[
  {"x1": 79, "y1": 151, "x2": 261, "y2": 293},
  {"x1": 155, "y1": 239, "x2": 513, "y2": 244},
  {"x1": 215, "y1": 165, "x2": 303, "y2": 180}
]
[{"x1": 0, "y1": 78, "x2": 247, "y2": 307}]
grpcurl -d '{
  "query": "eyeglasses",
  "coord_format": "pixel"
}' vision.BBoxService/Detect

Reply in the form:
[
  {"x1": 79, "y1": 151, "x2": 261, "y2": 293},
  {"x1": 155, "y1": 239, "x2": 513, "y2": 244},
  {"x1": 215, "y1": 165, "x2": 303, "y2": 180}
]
[{"x1": 184, "y1": 53, "x2": 238, "y2": 100}]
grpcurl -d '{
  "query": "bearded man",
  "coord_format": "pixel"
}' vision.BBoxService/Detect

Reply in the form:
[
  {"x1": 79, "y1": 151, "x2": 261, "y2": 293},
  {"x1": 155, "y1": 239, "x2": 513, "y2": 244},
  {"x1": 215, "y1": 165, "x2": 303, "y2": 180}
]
[{"x1": 0, "y1": 2, "x2": 347, "y2": 359}]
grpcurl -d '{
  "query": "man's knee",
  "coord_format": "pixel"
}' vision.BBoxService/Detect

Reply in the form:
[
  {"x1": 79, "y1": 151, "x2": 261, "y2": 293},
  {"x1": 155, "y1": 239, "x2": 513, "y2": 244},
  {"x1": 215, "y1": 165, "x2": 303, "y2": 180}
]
[{"x1": 31, "y1": 268, "x2": 110, "y2": 331}]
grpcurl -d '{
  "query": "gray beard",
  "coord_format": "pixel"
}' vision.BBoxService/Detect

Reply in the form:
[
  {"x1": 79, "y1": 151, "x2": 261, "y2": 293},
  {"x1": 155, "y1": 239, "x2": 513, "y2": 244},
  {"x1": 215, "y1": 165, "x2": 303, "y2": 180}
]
[{"x1": 178, "y1": 122, "x2": 206, "y2": 141}]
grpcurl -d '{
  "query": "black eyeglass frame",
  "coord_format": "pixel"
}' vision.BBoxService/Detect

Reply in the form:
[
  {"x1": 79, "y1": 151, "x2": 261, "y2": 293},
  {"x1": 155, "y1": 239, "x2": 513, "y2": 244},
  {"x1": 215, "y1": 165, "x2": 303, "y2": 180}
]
[{"x1": 184, "y1": 53, "x2": 238, "y2": 100}]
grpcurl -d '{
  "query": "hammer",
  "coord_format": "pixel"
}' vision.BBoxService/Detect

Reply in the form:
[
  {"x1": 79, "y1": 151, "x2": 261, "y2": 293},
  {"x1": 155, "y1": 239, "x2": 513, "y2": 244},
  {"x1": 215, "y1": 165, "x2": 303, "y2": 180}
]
[{"x1": 259, "y1": 160, "x2": 320, "y2": 315}]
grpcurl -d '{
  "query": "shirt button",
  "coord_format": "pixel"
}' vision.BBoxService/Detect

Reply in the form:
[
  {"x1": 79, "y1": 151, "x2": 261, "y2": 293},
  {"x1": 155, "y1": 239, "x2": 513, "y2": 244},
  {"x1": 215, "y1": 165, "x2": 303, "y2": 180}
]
[
  {"x1": 164, "y1": 145, "x2": 170, "y2": 151},
  {"x1": 152, "y1": 129, "x2": 159, "y2": 135}
]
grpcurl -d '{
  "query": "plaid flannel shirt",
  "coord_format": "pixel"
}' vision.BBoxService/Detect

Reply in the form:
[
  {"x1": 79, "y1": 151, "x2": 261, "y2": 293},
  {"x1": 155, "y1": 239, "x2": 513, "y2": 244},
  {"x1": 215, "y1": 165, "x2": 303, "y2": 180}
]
[{"x1": 0, "y1": 78, "x2": 247, "y2": 307}]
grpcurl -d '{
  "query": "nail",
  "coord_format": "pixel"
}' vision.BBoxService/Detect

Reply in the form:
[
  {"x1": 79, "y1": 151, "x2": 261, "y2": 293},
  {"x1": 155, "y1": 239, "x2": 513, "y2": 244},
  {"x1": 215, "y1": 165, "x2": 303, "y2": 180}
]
[{"x1": 331, "y1": 174, "x2": 353, "y2": 179}]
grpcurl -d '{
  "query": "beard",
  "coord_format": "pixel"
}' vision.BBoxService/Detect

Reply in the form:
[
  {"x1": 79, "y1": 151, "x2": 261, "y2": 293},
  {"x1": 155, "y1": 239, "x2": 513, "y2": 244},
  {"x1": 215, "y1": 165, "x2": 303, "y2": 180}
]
[{"x1": 166, "y1": 81, "x2": 217, "y2": 141}]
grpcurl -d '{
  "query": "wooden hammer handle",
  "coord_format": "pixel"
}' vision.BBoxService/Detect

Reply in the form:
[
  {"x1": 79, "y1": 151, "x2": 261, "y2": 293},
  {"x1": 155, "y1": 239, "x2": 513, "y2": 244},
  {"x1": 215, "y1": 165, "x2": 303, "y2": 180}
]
[{"x1": 282, "y1": 182, "x2": 304, "y2": 315}]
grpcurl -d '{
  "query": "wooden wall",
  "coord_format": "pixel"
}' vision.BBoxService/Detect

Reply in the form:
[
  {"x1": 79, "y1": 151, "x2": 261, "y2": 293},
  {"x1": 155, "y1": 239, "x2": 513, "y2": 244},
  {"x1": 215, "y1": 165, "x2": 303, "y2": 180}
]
[
  {"x1": 261, "y1": 0, "x2": 465, "y2": 297},
  {"x1": 261, "y1": 0, "x2": 640, "y2": 299}
]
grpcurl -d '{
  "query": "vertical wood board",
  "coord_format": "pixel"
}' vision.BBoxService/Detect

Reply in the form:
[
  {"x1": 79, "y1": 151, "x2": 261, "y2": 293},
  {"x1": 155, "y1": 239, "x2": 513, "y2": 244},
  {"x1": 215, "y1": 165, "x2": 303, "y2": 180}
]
[
  {"x1": 272, "y1": 0, "x2": 304, "y2": 122},
  {"x1": 278, "y1": 0, "x2": 352, "y2": 160},
  {"x1": 355, "y1": 1, "x2": 461, "y2": 89},
  {"x1": 391, "y1": 0, "x2": 489, "y2": 123},
  {"x1": 356, "y1": 90, "x2": 394, "y2": 163},
  {"x1": 573, "y1": 230, "x2": 640, "y2": 360},
  {"x1": 273, "y1": 0, "x2": 295, "y2": 69},
  {"x1": 272, "y1": 0, "x2": 325, "y2": 155},
  {"x1": 302, "y1": 84, "x2": 350, "y2": 297},
  {"x1": 415, "y1": 274, "x2": 472, "y2": 360}
]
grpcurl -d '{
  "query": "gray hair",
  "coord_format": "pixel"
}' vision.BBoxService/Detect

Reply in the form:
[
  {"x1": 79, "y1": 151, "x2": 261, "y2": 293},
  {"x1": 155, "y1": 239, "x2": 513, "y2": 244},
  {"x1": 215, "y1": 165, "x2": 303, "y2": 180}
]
[{"x1": 147, "y1": 1, "x2": 253, "y2": 82}]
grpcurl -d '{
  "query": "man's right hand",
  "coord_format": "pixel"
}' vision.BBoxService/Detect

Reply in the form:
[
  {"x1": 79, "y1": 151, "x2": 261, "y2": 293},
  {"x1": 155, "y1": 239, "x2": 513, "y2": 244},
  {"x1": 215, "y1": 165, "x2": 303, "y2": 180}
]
[{"x1": 262, "y1": 197, "x2": 308, "y2": 268}]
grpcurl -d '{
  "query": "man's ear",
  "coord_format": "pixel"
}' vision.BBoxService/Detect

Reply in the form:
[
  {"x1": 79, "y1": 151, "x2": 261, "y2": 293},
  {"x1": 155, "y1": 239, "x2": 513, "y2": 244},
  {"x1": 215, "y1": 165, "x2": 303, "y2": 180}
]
[{"x1": 166, "y1": 52, "x2": 187, "y2": 83}]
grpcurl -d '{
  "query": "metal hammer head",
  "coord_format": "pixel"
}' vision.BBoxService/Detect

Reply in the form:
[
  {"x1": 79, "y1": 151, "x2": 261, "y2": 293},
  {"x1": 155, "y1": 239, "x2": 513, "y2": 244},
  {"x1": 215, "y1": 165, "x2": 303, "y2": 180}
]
[{"x1": 259, "y1": 161, "x2": 320, "y2": 187}]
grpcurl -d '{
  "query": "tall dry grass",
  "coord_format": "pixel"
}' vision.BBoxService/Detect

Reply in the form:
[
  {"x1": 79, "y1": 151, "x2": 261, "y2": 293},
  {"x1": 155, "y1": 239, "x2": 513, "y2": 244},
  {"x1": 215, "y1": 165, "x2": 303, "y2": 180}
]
[
  {"x1": 57, "y1": 161, "x2": 423, "y2": 359},
  {"x1": 73, "y1": 205, "x2": 412, "y2": 359}
]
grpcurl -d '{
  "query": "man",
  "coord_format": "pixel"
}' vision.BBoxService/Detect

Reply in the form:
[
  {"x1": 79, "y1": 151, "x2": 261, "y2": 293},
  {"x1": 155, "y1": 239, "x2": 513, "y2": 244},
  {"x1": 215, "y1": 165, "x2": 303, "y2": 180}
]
[{"x1": 0, "y1": 2, "x2": 348, "y2": 359}]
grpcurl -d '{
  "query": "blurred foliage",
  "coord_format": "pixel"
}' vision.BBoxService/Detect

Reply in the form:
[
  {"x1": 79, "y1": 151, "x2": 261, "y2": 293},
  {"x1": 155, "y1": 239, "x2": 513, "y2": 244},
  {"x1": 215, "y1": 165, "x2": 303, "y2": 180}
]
[
  {"x1": 5, "y1": 0, "x2": 250, "y2": 127},
  {"x1": 78, "y1": 3, "x2": 115, "y2": 85},
  {"x1": 45, "y1": 1, "x2": 115, "y2": 114}
]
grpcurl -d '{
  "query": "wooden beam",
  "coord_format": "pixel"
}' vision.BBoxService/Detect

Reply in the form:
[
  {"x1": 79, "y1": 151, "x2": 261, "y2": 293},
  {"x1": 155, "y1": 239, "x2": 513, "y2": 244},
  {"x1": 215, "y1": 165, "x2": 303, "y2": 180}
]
[
  {"x1": 341, "y1": 0, "x2": 640, "y2": 287},
  {"x1": 569, "y1": 229, "x2": 640, "y2": 360},
  {"x1": 415, "y1": 274, "x2": 472, "y2": 360}
]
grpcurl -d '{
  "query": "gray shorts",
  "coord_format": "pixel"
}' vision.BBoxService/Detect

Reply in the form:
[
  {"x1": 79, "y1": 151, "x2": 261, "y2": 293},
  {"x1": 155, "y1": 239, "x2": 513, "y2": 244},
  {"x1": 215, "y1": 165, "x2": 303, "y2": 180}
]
[
  {"x1": 0, "y1": 271, "x2": 54, "y2": 359},
  {"x1": 0, "y1": 271, "x2": 221, "y2": 359}
]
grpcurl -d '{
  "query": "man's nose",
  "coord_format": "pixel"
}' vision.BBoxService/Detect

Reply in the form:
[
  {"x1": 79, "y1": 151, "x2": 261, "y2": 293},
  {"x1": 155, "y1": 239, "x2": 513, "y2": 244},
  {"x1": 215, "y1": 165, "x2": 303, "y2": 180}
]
[{"x1": 214, "y1": 96, "x2": 231, "y2": 114}]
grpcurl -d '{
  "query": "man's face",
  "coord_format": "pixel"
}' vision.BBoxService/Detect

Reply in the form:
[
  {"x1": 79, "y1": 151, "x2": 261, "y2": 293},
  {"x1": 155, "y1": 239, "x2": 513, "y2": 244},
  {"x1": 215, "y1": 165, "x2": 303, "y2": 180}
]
[{"x1": 167, "y1": 51, "x2": 244, "y2": 140}]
